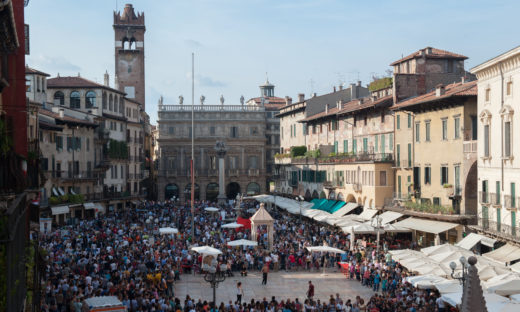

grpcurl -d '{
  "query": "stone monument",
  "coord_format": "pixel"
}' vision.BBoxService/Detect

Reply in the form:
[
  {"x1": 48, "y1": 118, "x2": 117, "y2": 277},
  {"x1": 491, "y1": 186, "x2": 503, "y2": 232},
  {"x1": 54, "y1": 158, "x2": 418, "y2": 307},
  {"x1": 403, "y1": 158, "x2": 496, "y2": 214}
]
[{"x1": 215, "y1": 141, "x2": 228, "y2": 206}]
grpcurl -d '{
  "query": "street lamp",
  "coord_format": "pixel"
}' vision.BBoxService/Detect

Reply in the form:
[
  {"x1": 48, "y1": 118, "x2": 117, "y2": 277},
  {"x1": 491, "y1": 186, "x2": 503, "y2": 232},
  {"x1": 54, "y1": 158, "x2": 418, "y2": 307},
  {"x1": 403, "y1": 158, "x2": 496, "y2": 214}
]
[
  {"x1": 450, "y1": 256, "x2": 470, "y2": 288},
  {"x1": 203, "y1": 258, "x2": 227, "y2": 305},
  {"x1": 296, "y1": 195, "x2": 304, "y2": 222},
  {"x1": 371, "y1": 215, "x2": 383, "y2": 258}
]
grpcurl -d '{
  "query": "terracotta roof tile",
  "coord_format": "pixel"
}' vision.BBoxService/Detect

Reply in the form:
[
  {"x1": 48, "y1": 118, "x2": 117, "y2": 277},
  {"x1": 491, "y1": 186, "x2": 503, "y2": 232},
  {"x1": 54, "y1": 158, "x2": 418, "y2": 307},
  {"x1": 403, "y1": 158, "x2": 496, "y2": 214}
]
[
  {"x1": 25, "y1": 66, "x2": 50, "y2": 77},
  {"x1": 47, "y1": 76, "x2": 125, "y2": 94},
  {"x1": 300, "y1": 106, "x2": 341, "y2": 122},
  {"x1": 390, "y1": 47, "x2": 468, "y2": 66},
  {"x1": 338, "y1": 95, "x2": 393, "y2": 115},
  {"x1": 39, "y1": 109, "x2": 97, "y2": 127},
  {"x1": 392, "y1": 80, "x2": 477, "y2": 110}
]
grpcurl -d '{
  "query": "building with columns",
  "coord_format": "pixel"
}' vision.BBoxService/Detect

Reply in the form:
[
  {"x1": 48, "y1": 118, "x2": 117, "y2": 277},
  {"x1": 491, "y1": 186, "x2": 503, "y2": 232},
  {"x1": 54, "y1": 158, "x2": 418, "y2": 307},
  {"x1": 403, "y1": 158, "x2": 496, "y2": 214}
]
[{"x1": 157, "y1": 97, "x2": 268, "y2": 202}]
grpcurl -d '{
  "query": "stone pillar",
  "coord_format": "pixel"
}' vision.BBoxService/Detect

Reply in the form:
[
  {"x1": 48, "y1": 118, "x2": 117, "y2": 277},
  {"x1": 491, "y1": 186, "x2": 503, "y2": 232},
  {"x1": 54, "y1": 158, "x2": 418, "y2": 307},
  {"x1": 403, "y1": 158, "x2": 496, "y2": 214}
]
[
  {"x1": 461, "y1": 256, "x2": 487, "y2": 312},
  {"x1": 215, "y1": 141, "x2": 228, "y2": 206}
]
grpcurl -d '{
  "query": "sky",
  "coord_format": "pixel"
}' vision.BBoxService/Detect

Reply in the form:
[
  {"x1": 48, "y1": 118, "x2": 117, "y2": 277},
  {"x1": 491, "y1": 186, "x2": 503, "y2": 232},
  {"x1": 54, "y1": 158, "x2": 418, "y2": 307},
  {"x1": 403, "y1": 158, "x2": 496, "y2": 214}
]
[{"x1": 26, "y1": 0, "x2": 519, "y2": 124}]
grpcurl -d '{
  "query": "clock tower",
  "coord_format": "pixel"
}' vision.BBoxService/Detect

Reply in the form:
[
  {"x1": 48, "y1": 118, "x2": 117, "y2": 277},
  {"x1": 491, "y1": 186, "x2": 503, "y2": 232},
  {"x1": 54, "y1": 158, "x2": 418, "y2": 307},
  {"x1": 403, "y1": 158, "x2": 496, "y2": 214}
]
[{"x1": 113, "y1": 4, "x2": 146, "y2": 109}]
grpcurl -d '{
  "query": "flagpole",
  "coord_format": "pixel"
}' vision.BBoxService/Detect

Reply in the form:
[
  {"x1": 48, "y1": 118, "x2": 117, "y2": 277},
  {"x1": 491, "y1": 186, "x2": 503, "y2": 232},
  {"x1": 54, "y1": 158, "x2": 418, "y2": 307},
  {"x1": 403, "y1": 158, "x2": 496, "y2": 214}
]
[{"x1": 191, "y1": 52, "x2": 195, "y2": 239}]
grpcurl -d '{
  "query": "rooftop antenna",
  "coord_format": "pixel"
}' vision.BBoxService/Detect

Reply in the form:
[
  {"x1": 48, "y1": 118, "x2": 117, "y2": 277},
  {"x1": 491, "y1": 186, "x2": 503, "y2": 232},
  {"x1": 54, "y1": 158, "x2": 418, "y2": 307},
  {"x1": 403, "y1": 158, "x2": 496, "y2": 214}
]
[
  {"x1": 309, "y1": 78, "x2": 315, "y2": 95},
  {"x1": 265, "y1": 71, "x2": 269, "y2": 83}
]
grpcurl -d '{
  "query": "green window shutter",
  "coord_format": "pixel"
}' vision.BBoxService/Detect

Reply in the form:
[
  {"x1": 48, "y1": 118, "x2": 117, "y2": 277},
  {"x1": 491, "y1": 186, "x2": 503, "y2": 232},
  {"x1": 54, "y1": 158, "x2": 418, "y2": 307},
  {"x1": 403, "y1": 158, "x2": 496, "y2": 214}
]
[
  {"x1": 334, "y1": 141, "x2": 338, "y2": 154},
  {"x1": 353, "y1": 139, "x2": 357, "y2": 154},
  {"x1": 375, "y1": 135, "x2": 379, "y2": 153},
  {"x1": 396, "y1": 144, "x2": 400, "y2": 166},
  {"x1": 408, "y1": 113, "x2": 412, "y2": 128},
  {"x1": 343, "y1": 140, "x2": 348, "y2": 153},
  {"x1": 407, "y1": 143, "x2": 411, "y2": 167},
  {"x1": 398, "y1": 176, "x2": 402, "y2": 196},
  {"x1": 512, "y1": 183, "x2": 516, "y2": 208},
  {"x1": 363, "y1": 138, "x2": 368, "y2": 153},
  {"x1": 389, "y1": 134, "x2": 393, "y2": 151},
  {"x1": 397, "y1": 115, "x2": 400, "y2": 130},
  {"x1": 497, "y1": 181, "x2": 501, "y2": 204}
]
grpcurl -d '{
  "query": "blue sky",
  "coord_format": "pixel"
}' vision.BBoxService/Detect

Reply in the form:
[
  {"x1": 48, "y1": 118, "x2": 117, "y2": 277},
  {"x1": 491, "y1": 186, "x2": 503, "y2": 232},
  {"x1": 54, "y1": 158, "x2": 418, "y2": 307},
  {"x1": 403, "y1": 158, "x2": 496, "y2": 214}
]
[{"x1": 26, "y1": 0, "x2": 518, "y2": 124}]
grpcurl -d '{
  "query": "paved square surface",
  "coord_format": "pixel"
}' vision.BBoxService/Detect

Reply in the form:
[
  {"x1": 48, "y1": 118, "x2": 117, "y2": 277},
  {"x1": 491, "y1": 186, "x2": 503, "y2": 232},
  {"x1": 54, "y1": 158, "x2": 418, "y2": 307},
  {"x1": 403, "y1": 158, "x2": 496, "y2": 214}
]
[{"x1": 174, "y1": 269, "x2": 375, "y2": 304}]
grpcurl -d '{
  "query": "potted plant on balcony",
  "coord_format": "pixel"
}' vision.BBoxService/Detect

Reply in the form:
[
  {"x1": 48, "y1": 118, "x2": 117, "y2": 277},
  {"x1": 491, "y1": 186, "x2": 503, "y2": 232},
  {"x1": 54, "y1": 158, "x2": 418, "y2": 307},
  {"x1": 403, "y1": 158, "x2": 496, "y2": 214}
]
[{"x1": 443, "y1": 184, "x2": 454, "y2": 196}]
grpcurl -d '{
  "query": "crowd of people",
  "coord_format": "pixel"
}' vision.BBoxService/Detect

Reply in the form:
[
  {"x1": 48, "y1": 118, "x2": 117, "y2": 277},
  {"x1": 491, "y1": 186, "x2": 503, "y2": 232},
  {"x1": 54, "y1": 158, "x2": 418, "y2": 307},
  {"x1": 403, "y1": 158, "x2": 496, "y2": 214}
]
[{"x1": 39, "y1": 198, "x2": 450, "y2": 312}]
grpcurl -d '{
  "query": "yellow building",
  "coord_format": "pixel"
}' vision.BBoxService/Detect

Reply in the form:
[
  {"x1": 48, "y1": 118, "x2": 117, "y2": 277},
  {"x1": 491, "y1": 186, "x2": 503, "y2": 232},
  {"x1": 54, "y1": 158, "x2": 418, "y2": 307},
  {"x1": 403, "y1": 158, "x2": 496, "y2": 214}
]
[{"x1": 392, "y1": 81, "x2": 478, "y2": 216}]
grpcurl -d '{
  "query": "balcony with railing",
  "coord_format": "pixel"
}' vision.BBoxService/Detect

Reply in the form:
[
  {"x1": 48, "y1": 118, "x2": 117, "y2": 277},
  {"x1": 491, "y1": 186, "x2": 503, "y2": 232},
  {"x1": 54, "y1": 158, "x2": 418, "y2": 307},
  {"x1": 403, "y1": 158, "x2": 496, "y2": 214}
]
[
  {"x1": 504, "y1": 195, "x2": 519, "y2": 209},
  {"x1": 353, "y1": 183, "x2": 362, "y2": 192},
  {"x1": 290, "y1": 153, "x2": 393, "y2": 165},
  {"x1": 248, "y1": 168, "x2": 260, "y2": 176},
  {"x1": 480, "y1": 191, "x2": 489, "y2": 204},
  {"x1": 476, "y1": 217, "x2": 519, "y2": 241},
  {"x1": 159, "y1": 104, "x2": 265, "y2": 112},
  {"x1": 45, "y1": 170, "x2": 96, "y2": 181},
  {"x1": 463, "y1": 140, "x2": 477, "y2": 154}
]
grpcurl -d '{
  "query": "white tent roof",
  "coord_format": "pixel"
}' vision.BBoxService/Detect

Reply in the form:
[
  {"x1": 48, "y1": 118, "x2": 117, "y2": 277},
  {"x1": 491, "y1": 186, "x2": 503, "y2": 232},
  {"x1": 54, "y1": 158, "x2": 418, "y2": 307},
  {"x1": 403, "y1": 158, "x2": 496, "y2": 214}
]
[
  {"x1": 84, "y1": 296, "x2": 123, "y2": 308},
  {"x1": 484, "y1": 244, "x2": 520, "y2": 265},
  {"x1": 204, "y1": 207, "x2": 219, "y2": 212},
  {"x1": 406, "y1": 275, "x2": 449, "y2": 289},
  {"x1": 250, "y1": 205, "x2": 274, "y2": 222},
  {"x1": 456, "y1": 232, "x2": 497, "y2": 250},
  {"x1": 486, "y1": 279, "x2": 520, "y2": 296},
  {"x1": 354, "y1": 208, "x2": 378, "y2": 221},
  {"x1": 190, "y1": 246, "x2": 222, "y2": 256},
  {"x1": 441, "y1": 292, "x2": 511, "y2": 309},
  {"x1": 332, "y1": 202, "x2": 359, "y2": 217},
  {"x1": 227, "y1": 239, "x2": 258, "y2": 247},
  {"x1": 83, "y1": 202, "x2": 96, "y2": 209},
  {"x1": 306, "y1": 245, "x2": 345, "y2": 254},
  {"x1": 377, "y1": 211, "x2": 404, "y2": 225},
  {"x1": 434, "y1": 281, "x2": 462, "y2": 294},
  {"x1": 350, "y1": 223, "x2": 382, "y2": 234},
  {"x1": 251, "y1": 194, "x2": 313, "y2": 214},
  {"x1": 159, "y1": 227, "x2": 178, "y2": 235},
  {"x1": 51, "y1": 205, "x2": 70, "y2": 215},
  {"x1": 510, "y1": 262, "x2": 520, "y2": 274},
  {"x1": 393, "y1": 217, "x2": 460, "y2": 234},
  {"x1": 221, "y1": 222, "x2": 244, "y2": 229}
]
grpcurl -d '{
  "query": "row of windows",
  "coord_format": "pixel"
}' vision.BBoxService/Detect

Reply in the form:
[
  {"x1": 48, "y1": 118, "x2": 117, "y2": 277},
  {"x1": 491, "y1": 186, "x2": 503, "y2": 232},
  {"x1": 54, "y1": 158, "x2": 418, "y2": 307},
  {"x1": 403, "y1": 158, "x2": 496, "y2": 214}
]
[
  {"x1": 481, "y1": 180, "x2": 517, "y2": 208},
  {"x1": 330, "y1": 134, "x2": 394, "y2": 154},
  {"x1": 165, "y1": 126, "x2": 260, "y2": 138},
  {"x1": 414, "y1": 116, "x2": 466, "y2": 142},
  {"x1": 483, "y1": 121, "x2": 512, "y2": 158},
  {"x1": 26, "y1": 75, "x2": 46, "y2": 93},
  {"x1": 485, "y1": 81, "x2": 514, "y2": 102},
  {"x1": 165, "y1": 155, "x2": 260, "y2": 170},
  {"x1": 53, "y1": 135, "x2": 90, "y2": 152},
  {"x1": 53, "y1": 91, "x2": 125, "y2": 113}
]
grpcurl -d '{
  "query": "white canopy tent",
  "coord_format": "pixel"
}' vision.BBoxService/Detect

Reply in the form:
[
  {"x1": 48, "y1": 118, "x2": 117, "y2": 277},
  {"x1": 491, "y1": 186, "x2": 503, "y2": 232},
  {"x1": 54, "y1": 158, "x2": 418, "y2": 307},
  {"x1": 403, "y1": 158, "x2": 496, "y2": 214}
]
[
  {"x1": 393, "y1": 217, "x2": 460, "y2": 235},
  {"x1": 332, "y1": 202, "x2": 359, "y2": 217},
  {"x1": 221, "y1": 222, "x2": 244, "y2": 229},
  {"x1": 250, "y1": 194, "x2": 313, "y2": 214},
  {"x1": 510, "y1": 262, "x2": 520, "y2": 274},
  {"x1": 456, "y1": 232, "x2": 497, "y2": 250},
  {"x1": 484, "y1": 244, "x2": 520, "y2": 266},
  {"x1": 190, "y1": 246, "x2": 222, "y2": 256},
  {"x1": 51, "y1": 205, "x2": 70, "y2": 215},
  {"x1": 377, "y1": 211, "x2": 404, "y2": 225},
  {"x1": 306, "y1": 246, "x2": 346, "y2": 254},
  {"x1": 353, "y1": 209, "x2": 378, "y2": 221},
  {"x1": 159, "y1": 227, "x2": 179, "y2": 235},
  {"x1": 227, "y1": 239, "x2": 258, "y2": 247},
  {"x1": 441, "y1": 292, "x2": 513, "y2": 310},
  {"x1": 434, "y1": 281, "x2": 462, "y2": 294},
  {"x1": 204, "y1": 207, "x2": 219, "y2": 212},
  {"x1": 405, "y1": 275, "x2": 449, "y2": 289}
]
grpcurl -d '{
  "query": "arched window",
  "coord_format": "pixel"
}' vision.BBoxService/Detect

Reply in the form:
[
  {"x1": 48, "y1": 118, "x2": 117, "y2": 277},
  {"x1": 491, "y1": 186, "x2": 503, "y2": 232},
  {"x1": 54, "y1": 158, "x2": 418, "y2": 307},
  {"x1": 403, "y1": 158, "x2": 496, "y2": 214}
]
[
  {"x1": 85, "y1": 91, "x2": 96, "y2": 108},
  {"x1": 109, "y1": 94, "x2": 113, "y2": 111},
  {"x1": 102, "y1": 92, "x2": 107, "y2": 109},
  {"x1": 246, "y1": 182, "x2": 261, "y2": 196},
  {"x1": 119, "y1": 98, "x2": 124, "y2": 114},
  {"x1": 36, "y1": 77, "x2": 40, "y2": 92},
  {"x1": 114, "y1": 96, "x2": 118, "y2": 113},
  {"x1": 70, "y1": 91, "x2": 80, "y2": 109},
  {"x1": 54, "y1": 91, "x2": 64, "y2": 105},
  {"x1": 129, "y1": 38, "x2": 136, "y2": 50},
  {"x1": 122, "y1": 37, "x2": 129, "y2": 50}
]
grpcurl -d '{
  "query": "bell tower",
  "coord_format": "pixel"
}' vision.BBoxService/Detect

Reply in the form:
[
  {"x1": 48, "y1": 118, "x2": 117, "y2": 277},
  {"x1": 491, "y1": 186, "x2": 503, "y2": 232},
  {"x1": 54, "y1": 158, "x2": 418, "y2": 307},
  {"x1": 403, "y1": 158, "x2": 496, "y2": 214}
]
[{"x1": 113, "y1": 4, "x2": 146, "y2": 109}]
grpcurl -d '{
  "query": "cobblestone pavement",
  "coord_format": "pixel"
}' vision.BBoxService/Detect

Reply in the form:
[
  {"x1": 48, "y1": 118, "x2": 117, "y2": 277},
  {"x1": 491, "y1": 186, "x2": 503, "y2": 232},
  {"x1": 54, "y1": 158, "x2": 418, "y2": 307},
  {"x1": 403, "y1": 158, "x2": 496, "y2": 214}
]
[{"x1": 174, "y1": 268, "x2": 375, "y2": 304}]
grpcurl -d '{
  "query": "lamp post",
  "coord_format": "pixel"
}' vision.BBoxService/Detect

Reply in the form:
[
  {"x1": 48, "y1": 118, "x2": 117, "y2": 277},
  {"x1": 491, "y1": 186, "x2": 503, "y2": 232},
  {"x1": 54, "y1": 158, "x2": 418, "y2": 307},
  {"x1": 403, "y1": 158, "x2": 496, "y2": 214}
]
[
  {"x1": 371, "y1": 215, "x2": 383, "y2": 258},
  {"x1": 296, "y1": 195, "x2": 304, "y2": 222},
  {"x1": 450, "y1": 256, "x2": 469, "y2": 289},
  {"x1": 203, "y1": 259, "x2": 227, "y2": 305}
]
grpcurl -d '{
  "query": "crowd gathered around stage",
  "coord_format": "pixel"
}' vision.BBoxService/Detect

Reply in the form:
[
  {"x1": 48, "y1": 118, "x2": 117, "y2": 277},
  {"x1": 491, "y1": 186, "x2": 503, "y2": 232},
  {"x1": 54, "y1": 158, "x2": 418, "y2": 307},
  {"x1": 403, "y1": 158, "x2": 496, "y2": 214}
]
[{"x1": 39, "y1": 198, "x2": 450, "y2": 312}]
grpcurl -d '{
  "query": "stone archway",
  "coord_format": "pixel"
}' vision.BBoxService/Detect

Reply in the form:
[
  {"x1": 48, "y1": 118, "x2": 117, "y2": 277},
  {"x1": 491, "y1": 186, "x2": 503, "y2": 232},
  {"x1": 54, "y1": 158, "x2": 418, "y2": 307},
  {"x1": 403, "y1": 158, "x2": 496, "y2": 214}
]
[
  {"x1": 246, "y1": 182, "x2": 261, "y2": 196},
  {"x1": 226, "y1": 182, "x2": 241, "y2": 199},
  {"x1": 312, "y1": 190, "x2": 319, "y2": 199},
  {"x1": 206, "y1": 183, "x2": 219, "y2": 202},
  {"x1": 320, "y1": 191, "x2": 326, "y2": 199},
  {"x1": 328, "y1": 190, "x2": 336, "y2": 200},
  {"x1": 184, "y1": 183, "x2": 200, "y2": 201},
  {"x1": 165, "y1": 183, "x2": 179, "y2": 200},
  {"x1": 337, "y1": 192, "x2": 345, "y2": 201},
  {"x1": 346, "y1": 194, "x2": 356, "y2": 203}
]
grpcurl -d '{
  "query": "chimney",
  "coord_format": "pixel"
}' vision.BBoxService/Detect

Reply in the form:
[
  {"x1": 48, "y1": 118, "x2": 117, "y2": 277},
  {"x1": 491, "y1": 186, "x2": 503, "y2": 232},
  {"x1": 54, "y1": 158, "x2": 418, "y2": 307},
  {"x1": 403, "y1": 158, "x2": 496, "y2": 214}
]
[
  {"x1": 333, "y1": 86, "x2": 336, "y2": 92},
  {"x1": 372, "y1": 95, "x2": 377, "y2": 102},
  {"x1": 339, "y1": 84, "x2": 343, "y2": 90},
  {"x1": 358, "y1": 98, "x2": 364, "y2": 105},
  {"x1": 59, "y1": 108, "x2": 64, "y2": 118},
  {"x1": 357, "y1": 80, "x2": 362, "y2": 87},
  {"x1": 336, "y1": 100, "x2": 341, "y2": 110},
  {"x1": 351, "y1": 83, "x2": 358, "y2": 99},
  {"x1": 312, "y1": 92, "x2": 317, "y2": 98},
  {"x1": 298, "y1": 93, "x2": 305, "y2": 103},
  {"x1": 426, "y1": 47, "x2": 432, "y2": 54},
  {"x1": 461, "y1": 76, "x2": 466, "y2": 83},
  {"x1": 435, "y1": 84, "x2": 445, "y2": 97},
  {"x1": 104, "y1": 71, "x2": 109, "y2": 86},
  {"x1": 325, "y1": 105, "x2": 328, "y2": 114}
]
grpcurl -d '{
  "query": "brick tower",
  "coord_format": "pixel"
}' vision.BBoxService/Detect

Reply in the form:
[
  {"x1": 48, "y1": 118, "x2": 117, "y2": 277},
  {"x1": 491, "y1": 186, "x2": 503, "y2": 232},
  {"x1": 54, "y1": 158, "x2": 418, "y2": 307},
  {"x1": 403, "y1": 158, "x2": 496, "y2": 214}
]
[{"x1": 113, "y1": 4, "x2": 146, "y2": 109}]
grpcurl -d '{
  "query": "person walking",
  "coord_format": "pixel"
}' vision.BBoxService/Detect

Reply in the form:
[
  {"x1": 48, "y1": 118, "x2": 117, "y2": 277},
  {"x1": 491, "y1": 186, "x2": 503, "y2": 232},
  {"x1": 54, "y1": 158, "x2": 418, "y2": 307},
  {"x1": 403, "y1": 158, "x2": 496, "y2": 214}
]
[
  {"x1": 236, "y1": 282, "x2": 244, "y2": 304},
  {"x1": 261, "y1": 263, "x2": 269, "y2": 285},
  {"x1": 306, "y1": 281, "x2": 314, "y2": 300}
]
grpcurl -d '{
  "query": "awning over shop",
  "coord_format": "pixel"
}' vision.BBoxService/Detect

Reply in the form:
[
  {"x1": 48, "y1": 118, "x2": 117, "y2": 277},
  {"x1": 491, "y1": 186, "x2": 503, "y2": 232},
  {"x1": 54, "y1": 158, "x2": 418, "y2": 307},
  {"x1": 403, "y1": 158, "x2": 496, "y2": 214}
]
[
  {"x1": 378, "y1": 211, "x2": 403, "y2": 225},
  {"x1": 131, "y1": 200, "x2": 140, "y2": 205},
  {"x1": 456, "y1": 233, "x2": 497, "y2": 250},
  {"x1": 484, "y1": 244, "x2": 520, "y2": 265},
  {"x1": 392, "y1": 217, "x2": 459, "y2": 234},
  {"x1": 51, "y1": 205, "x2": 70, "y2": 215},
  {"x1": 94, "y1": 203, "x2": 105, "y2": 214},
  {"x1": 83, "y1": 202, "x2": 96, "y2": 210},
  {"x1": 353, "y1": 208, "x2": 378, "y2": 221},
  {"x1": 332, "y1": 202, "x2": 358, "y2": 217}
]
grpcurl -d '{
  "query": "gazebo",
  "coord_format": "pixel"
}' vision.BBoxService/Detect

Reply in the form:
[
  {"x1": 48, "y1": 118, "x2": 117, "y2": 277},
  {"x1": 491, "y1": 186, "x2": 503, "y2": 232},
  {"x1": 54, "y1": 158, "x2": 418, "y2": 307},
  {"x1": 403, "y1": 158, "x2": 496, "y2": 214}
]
[{"x1": 250, "y1": 203, "x2": 274, "y2": 250}]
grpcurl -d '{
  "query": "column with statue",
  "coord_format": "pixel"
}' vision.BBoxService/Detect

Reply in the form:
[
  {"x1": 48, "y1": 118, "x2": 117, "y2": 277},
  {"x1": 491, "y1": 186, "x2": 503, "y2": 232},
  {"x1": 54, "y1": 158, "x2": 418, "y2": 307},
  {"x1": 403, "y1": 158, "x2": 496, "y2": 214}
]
[{"x1": 215, "y1": 141, "x2": 227, "y2": 206}]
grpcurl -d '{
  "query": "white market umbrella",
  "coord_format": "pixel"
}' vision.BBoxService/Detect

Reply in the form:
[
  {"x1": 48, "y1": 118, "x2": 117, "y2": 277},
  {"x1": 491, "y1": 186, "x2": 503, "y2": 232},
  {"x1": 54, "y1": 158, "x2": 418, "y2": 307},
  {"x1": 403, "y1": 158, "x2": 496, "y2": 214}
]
[
  {"x1": 434, "y1": 281, "x2": 462, "y2": 294},
  {"x1": 159, "y1": 227, "x2": 179, "y2": 235},
  {"x1": 406, "y1": 275, "x2": 448, "y2": 289},
  {"x1": 227, "y1": 239, "x2": 258, "y2": 247},
  {"x1": 190, "y1": 246, "x2": 222, "y2": 256},
  {"x1": 221, "y1": 222, "x2": 244, "y2": 229},
  {"x1": 204, "y1": 207, "x2": 219, "y2": 212},
  {"x1": 487, "y1": 279, "x2": 520, "y2": 296}
]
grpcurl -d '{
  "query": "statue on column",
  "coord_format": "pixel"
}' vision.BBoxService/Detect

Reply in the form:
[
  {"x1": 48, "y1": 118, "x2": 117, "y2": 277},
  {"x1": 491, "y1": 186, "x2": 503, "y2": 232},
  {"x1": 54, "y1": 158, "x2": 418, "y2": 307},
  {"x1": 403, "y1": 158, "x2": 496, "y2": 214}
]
[
  {"x1": 214, "y1": 141, "x2": 227, "y2": 158},
  {"x1": 240, "y1": 95, "x2": 245, "y2": 106},
  {"x1": 220, "y1": 95, "x2": 225, "y2": 105},
  {"x1": 179, "y1": 95, "x2": 184, "y2": 105},
  {"x1": 200, "y1": 95, "x2": 205, "y2": 105}
]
